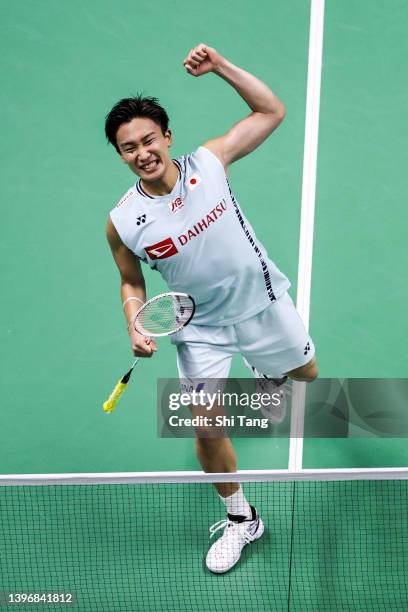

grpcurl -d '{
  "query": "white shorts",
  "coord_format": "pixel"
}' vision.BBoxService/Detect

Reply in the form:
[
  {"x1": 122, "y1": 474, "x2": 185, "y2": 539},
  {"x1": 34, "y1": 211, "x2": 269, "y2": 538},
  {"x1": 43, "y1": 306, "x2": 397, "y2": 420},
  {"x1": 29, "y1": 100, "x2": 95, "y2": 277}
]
[{"x1": 171, "y1": 292, "x2": 315, "y2": 382}]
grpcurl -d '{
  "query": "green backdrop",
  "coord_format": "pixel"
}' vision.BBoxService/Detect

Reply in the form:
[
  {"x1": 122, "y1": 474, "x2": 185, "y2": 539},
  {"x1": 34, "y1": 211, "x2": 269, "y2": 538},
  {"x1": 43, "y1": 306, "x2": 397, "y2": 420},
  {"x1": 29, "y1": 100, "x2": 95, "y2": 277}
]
[{"x1": 1, "y1": 0, "x2": 407, "y2": 474}]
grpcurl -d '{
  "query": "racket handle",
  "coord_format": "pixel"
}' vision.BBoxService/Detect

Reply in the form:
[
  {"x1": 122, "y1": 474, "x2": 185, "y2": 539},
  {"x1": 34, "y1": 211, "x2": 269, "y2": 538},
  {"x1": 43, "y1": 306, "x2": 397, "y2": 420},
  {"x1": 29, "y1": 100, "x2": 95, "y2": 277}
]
[{"x1": 103, "y1": 380, "x2": 128, "y2": 413}]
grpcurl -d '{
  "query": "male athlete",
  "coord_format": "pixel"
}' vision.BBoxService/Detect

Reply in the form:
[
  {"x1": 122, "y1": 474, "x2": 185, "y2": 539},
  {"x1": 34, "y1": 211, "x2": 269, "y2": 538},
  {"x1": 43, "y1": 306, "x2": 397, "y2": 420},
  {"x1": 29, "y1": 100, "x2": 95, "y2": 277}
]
[{"x1": 105, "y1": 44, "x2": 318, "y2": 573}]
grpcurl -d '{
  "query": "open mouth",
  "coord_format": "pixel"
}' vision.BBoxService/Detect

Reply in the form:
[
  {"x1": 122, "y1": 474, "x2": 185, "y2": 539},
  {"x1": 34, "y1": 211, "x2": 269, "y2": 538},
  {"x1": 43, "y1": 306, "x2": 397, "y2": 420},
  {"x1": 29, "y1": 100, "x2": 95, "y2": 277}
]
[{"x1": 140, "y1": 160, "x2": 159, "y2": 172}]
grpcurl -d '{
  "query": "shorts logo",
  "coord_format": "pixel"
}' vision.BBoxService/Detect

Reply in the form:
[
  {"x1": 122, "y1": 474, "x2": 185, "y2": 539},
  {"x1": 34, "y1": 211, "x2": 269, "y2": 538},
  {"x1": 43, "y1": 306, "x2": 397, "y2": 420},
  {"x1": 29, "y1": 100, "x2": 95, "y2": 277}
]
[
  {"x1": 136, "y1": 214, "x2": 146, "y2": 226},
  {"x1": 145, "y1": 237, "x2": 179, "y2": 260},
  {"x1": 187, "y1": 173, "x2": 202, "y2": 191},
  {"x1": 304, "y1": 342, "x2": 311, "y2": 356},
  {"x1": 180, "y1": 382, "x2": 205, "y2": 393},
  {"x1": 169, "y1": 197, "x2": 184, "y2": 213}
]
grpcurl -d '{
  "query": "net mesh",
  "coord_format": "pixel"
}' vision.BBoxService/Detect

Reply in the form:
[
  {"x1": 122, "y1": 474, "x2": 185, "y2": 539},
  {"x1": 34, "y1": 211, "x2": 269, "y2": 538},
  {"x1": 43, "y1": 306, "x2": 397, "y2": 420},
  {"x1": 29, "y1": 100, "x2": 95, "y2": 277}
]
[
  {"x1": 1, "y1": 478, "x2": 407, "y2": 611},
  {"x1": 135, "y1": 294, "x2": 194, "y2": 336}
]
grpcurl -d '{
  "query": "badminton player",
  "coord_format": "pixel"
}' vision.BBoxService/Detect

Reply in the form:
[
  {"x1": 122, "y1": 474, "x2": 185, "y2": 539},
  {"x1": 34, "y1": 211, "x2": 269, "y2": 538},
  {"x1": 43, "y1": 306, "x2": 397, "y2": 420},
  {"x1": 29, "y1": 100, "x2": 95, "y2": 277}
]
[{"x1": 105, "y1": 44, "x2": 318, "y2": 573}]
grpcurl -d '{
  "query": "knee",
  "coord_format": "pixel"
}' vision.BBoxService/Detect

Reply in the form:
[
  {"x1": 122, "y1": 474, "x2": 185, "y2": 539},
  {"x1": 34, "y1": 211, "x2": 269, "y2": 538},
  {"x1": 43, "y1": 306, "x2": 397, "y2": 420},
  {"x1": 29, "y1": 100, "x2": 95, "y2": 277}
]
[
  {"x1": 304, "y1": 365, "x2": 319, "y2": 382},
  {"x1": 287, "y1": 358, "x2": 319, "y2": 383}
]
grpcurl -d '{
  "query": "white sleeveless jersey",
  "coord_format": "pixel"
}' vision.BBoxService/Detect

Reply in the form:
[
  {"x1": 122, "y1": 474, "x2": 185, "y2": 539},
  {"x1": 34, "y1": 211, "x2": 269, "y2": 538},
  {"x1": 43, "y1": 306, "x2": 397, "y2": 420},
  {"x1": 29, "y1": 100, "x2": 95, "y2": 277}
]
[{"x1": 110, "y1": 146, "x2": 290, "y2": 326}]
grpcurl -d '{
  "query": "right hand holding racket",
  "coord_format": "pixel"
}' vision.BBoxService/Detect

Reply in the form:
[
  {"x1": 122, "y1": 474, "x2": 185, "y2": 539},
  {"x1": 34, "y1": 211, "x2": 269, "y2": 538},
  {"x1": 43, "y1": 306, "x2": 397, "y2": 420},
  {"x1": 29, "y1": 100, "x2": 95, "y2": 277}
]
[
  {"x1": 129, "y1": 328, "x2": 157, "y2": 358},
  {"x1": 103, "y1": 292, "x2": 195, "y2": 414}
]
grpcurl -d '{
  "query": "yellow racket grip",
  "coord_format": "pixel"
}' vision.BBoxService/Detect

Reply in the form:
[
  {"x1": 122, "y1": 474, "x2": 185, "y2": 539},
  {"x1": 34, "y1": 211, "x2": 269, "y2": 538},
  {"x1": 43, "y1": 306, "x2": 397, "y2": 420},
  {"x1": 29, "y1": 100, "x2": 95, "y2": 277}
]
[{"x1": 103, "y1": 380, "x2": 128, "y2": 413}]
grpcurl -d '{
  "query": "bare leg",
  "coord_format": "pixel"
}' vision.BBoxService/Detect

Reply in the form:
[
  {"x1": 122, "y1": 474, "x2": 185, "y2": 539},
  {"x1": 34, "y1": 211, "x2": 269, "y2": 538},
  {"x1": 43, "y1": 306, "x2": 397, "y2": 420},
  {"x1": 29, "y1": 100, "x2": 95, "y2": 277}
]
[
  {"x1": 286, "y1": 357, "x2": 319, "y2": 382},
  {"x1": 191, "y1": 401, "x2": 239, "y2": 497},
  {"x1": 195, "y1": 436, "x2": 239, "y2": 497}
]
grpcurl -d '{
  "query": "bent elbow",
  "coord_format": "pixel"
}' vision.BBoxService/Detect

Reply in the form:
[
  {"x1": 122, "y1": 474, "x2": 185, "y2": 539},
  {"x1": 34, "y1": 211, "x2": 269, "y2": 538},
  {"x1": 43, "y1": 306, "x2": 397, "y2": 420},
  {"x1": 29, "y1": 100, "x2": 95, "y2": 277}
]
[
  {"x1": 266, "y1": 103, "x2": 285, "y2": 130},
  {"x1": 276, "y1": 103, "x2": 286, "y2": 124}
]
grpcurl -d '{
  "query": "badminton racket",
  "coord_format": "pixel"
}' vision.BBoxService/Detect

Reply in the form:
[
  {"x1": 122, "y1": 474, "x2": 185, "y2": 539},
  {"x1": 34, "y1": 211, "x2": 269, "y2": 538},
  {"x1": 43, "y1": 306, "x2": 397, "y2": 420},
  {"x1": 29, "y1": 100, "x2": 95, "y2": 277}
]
[{"x1": 103, "y1": 292, "x2": 195, "y2": 413}]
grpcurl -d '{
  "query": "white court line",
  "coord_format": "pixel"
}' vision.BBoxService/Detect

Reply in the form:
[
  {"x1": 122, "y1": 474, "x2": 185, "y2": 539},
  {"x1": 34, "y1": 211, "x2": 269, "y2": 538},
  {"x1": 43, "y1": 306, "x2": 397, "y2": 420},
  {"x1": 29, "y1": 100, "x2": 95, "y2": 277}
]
[{"x1": 289, "y1": 0, "x2": 325, "y2": 471}]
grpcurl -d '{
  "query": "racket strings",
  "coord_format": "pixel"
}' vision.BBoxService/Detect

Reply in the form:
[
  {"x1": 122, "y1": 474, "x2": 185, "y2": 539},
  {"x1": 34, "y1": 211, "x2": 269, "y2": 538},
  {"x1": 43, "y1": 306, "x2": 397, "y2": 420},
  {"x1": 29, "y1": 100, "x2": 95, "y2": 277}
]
[{"x1": 135, "y1": 295, "x2": 194, "y2": 335}]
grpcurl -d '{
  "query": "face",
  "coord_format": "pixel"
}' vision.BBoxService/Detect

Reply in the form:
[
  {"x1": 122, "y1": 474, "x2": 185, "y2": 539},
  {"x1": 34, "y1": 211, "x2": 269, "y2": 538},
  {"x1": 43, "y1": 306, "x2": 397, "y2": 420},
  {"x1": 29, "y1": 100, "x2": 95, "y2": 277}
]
[{"x1": 116, "y1": 117, "x2": 173, "y2": 181}]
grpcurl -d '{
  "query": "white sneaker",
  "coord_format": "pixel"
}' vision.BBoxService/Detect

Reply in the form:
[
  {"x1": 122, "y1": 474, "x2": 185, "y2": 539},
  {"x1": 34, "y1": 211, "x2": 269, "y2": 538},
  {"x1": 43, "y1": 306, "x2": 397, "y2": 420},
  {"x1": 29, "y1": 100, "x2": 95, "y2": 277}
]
[
  {"x1": 205, "y1": 506, "x2": 264, "y2": 574},
  {"x1": 243, "y1": 358, "x2": 290, "y2": 424}
]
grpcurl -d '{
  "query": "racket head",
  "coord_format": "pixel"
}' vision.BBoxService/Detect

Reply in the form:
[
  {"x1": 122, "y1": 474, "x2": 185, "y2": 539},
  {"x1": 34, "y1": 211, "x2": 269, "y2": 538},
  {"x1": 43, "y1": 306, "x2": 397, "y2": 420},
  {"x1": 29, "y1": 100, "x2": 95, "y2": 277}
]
[{"x1": 133, "y1": 292, "x2": 195, "y2": 337}]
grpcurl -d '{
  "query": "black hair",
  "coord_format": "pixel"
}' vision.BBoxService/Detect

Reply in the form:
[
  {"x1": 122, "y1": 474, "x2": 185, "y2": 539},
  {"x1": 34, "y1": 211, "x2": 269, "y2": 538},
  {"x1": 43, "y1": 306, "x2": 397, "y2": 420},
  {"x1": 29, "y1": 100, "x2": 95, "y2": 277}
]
[{"x1": 105, "y1": 95, "x2": 170, "y2": 153}]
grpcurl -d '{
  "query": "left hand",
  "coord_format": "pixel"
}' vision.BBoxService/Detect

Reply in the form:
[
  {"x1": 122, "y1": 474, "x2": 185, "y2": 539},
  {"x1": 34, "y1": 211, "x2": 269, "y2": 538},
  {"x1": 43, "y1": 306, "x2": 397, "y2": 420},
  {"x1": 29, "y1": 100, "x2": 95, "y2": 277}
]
[{"x1": 183, "y1": 43, "x2": 223, "y2": 77}]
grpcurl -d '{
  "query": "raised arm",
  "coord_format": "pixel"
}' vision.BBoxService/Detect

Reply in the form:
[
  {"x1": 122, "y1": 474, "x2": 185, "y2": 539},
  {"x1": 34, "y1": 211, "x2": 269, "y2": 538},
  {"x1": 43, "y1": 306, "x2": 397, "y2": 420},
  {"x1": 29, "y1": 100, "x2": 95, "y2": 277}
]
[
  {"x1": 106, "y1": 218, "x2": 156, "y2": 357},
  {"x1": 183, "y1": 43, "x2": 285, "y2": 169}
]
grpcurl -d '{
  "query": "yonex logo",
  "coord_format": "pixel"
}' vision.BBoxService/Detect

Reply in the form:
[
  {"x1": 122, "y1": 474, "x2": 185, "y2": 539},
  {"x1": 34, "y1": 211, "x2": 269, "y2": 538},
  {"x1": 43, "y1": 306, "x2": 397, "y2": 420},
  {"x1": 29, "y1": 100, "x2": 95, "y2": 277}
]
[
  {"x1": 136, "y1": 214, "x2": 146, "y2": 226},
  {"x1": 145, "y1": 237, "x2": 179, "y2": 260}
]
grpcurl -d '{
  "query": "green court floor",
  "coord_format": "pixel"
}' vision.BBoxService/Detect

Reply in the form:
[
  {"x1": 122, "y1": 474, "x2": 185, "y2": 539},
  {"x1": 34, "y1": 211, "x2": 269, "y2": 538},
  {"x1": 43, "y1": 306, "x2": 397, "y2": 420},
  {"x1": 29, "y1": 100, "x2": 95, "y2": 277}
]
[
  {"x1": 1, "y1": 2, "x2": 408, "y2": 610},
  {"x1": 1, "y1": 0, "x2": 406, "y2": 475}
]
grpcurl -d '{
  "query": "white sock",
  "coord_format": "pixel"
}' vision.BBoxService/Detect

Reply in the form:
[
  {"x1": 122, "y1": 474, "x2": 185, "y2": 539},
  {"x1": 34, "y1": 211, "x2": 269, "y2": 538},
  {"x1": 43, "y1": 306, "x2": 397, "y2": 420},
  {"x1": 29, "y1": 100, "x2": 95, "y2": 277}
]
[{"x1": 219, "y1": 486, "x2": 252, "y2": 519}]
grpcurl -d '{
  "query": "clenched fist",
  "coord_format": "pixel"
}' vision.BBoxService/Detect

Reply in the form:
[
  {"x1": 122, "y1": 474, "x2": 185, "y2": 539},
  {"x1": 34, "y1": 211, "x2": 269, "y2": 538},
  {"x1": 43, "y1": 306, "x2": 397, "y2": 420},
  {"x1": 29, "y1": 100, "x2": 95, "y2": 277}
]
[
  {"x1": 183, "y1": 43, "x2": 224, "y2": 77},
  {"x1": 129, "y1": 328, "x2": 157, "y2": 358}
]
